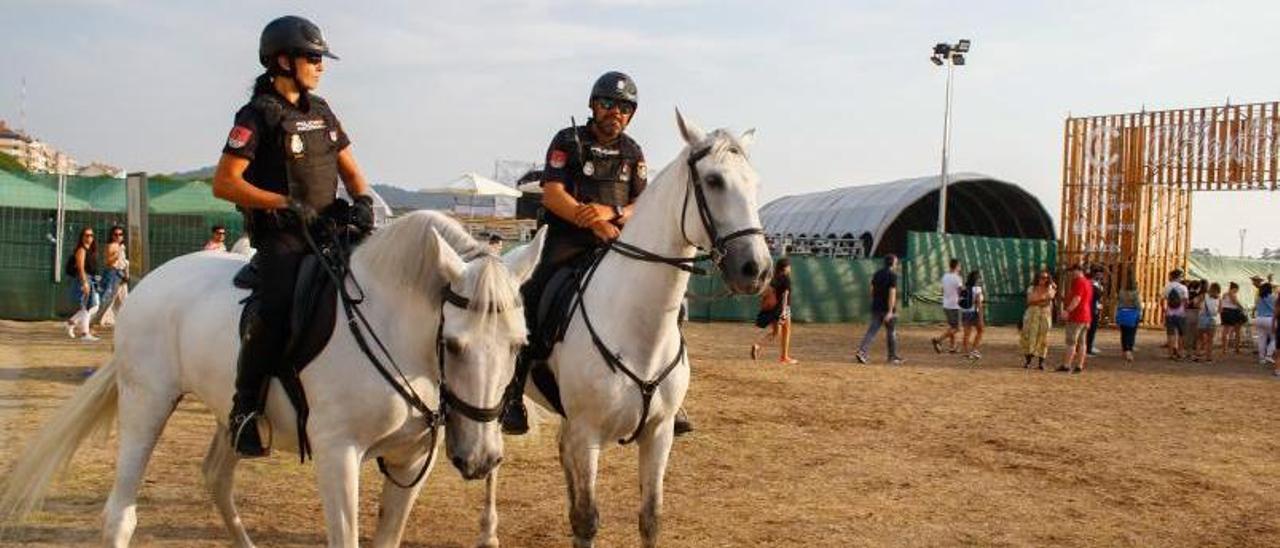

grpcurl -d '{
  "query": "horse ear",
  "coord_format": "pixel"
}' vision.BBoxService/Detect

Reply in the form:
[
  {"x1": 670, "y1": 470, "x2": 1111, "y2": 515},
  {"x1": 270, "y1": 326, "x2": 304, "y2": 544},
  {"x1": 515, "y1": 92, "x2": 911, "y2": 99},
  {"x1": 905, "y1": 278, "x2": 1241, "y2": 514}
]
[
  {"x1": 675, "y1": 107, "x2": 706, "y2": 145},
  {"x1": 502, "y1": 225, "x2": 547, "y2": 284},
  {"x1": 740, "y1": 128, "x2": 757, "y2": 149},
  {"x1": 431, "y1": 228, "x2": 466, "y2": 285}
]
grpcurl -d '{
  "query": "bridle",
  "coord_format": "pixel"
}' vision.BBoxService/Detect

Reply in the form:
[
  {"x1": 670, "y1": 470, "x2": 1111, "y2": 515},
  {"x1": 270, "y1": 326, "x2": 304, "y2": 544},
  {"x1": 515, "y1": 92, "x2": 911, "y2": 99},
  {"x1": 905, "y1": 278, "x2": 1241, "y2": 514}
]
[
  {"x1": 576, "y1": 142, "x2": 765, "y2": 444},
  {"x1": 300, "y1": 221, "x2": 517, "y2": 488}
]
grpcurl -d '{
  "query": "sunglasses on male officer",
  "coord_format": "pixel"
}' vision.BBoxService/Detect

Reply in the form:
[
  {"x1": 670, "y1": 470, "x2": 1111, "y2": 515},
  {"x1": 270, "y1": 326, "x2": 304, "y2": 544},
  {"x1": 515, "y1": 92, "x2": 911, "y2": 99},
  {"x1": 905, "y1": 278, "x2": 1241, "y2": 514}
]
[
  {"x1": 594, "y1": 98, "x2": 635, "y2": 115},
  {"x1": 299, "y1": 53, "x2": 324, "y2": 65}
]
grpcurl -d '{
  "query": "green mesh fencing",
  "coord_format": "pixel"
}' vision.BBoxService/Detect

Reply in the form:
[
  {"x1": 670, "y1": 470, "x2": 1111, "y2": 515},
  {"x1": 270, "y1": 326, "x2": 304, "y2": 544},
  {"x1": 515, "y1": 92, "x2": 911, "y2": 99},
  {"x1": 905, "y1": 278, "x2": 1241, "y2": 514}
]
[
  {"x1": 0, "y1": 172, "x2": 243, "y2": 320},
  {"x1": 903, "y1": 232, "x2": 1057, "y2": 325},
  {"x1": 687, "y1": 232, "x2": 1056, "y2": 325},
  {"x1": 1187, "y1": 255, "x2": 1280, "y2": 313}
]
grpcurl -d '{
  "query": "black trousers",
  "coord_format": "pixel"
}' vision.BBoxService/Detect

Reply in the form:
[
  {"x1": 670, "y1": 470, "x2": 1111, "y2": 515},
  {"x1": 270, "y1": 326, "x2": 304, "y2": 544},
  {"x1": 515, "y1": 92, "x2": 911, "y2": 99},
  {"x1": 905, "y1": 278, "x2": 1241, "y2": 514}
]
[
  {"x1": 509, "y1": 237, "x2": 598, "y2": 396},
  {"x1": 235, "y1": 228, "x2": 309, "y2": 409},
  {"x1": 1086, "y1": 307, "x2": 1101, "y2": 351}
]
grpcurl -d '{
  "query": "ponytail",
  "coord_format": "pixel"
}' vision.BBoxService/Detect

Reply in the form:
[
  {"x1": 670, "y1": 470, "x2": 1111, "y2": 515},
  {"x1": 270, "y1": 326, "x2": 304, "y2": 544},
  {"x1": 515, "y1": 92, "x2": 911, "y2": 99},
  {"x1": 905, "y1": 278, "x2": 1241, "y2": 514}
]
[{"x1": 251, "y1": 72, "x2": 274, "y2": 97}]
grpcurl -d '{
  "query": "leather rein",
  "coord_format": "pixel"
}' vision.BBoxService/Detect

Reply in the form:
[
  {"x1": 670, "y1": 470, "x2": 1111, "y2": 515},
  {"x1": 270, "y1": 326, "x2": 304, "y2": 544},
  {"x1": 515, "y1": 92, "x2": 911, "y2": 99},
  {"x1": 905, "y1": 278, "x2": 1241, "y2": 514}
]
[{"x1": 577, "y1": 144, "x2": 764, "y2": 444}]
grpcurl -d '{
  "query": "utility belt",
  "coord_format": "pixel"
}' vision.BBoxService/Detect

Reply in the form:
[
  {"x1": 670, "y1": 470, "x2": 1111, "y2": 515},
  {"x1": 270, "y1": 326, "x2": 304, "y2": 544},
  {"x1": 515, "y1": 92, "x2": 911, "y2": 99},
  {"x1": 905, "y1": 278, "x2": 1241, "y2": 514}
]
[{"x1": 242, "y1": 198, "x2": 356, "y2": 245}]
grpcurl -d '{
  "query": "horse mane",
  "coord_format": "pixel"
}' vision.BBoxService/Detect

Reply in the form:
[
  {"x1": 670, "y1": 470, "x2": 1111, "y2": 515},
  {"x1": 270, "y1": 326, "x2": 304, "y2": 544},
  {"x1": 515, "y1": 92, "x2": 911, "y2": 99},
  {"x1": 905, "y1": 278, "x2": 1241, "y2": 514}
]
[{"x1": 352, "y1": 210, "x2": 486, "y2": 294}]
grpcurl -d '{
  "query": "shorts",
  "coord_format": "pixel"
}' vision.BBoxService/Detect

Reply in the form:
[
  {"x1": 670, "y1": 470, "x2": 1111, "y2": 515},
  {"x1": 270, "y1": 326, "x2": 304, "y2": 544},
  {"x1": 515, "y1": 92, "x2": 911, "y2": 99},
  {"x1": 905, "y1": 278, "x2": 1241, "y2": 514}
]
[
  {"x1": 1222, "y1": 307, "x2": 1248, "y2": 326},
  {"x1": 1165, "y1": 315, "x2": 1184, "y2": 336},
  {"x1": 944, "y1": 308, "x2": 960, "y2": 329},
  {"x1": 755, "y1": 307, "x2": 781, "y2": 328},
  {"x1": 1065, "y1": 322, "x2": 1089, "y2": 348},
  {"x1": 1198, "y1": 314, "x2": 1220, "y2": 331},
  {"x1": 961, "y1": 310, "x2": 983, "y2": 327}
]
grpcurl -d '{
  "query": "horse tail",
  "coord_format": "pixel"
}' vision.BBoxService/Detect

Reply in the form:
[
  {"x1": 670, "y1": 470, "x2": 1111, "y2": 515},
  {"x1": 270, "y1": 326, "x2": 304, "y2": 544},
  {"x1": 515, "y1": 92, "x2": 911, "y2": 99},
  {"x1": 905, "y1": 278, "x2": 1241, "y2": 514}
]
[{"x1": 0, "y1": 358, "x2": 119, "y2": 527}]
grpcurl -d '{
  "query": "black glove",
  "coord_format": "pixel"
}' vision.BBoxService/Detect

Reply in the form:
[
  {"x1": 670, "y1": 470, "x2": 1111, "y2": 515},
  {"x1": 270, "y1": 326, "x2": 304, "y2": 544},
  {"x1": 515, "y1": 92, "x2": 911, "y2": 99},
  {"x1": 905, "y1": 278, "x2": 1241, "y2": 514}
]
[
  {"x1": 352, "y1": 194, "x2": 375, "y2": 234},
  {"x1": 286, "y1": 198, "x2": 318, "y2": 226}
]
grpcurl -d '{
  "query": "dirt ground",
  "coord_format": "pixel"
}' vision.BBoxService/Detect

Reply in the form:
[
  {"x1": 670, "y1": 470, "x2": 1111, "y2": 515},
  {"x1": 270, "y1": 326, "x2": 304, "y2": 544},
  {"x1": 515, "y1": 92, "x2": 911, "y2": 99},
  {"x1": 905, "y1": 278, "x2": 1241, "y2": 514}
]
[{"x1": 2, "y1": 318, "x2": 1279, "y2": 547}]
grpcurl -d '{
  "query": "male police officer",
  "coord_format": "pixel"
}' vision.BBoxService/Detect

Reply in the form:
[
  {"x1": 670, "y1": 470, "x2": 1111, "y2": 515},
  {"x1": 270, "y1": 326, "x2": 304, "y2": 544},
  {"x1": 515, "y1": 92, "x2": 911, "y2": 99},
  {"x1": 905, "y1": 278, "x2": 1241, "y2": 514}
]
[
  {"x1": 500, "y1": 71, "x2": 692, "y2": 436},
  {"x1": 212, "y1": 16, "x2": 375, "y2": 457}
]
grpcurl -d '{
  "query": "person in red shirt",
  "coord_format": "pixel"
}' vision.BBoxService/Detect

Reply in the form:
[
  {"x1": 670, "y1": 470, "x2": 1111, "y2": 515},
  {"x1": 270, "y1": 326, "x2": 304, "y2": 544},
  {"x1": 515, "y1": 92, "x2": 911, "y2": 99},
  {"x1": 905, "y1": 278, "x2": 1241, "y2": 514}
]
[{"x1": 1058, "y1": 263, "x2": 1093, "y2": 373}]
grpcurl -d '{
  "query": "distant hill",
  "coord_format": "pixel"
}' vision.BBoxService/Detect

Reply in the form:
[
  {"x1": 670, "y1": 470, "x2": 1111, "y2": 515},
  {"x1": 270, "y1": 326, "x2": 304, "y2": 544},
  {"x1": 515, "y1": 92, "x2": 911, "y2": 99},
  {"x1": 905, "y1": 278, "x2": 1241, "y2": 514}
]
[{"x1": 169, "y1": 165, "x2": 215, "y2": 180}]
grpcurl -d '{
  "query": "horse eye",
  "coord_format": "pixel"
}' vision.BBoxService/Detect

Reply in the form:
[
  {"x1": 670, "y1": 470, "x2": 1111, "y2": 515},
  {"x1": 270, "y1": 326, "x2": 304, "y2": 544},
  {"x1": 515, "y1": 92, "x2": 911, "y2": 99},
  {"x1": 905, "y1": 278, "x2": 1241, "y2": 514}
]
[
  {"x1": 704, "y1": 174, "x2": 725, "y2": 189},
  {"x1": 445, "y1": 339, "x2": 463, "y2": 354},
  {"x1": 727, "y1": 146, "x2": 741, "y2": 155}
]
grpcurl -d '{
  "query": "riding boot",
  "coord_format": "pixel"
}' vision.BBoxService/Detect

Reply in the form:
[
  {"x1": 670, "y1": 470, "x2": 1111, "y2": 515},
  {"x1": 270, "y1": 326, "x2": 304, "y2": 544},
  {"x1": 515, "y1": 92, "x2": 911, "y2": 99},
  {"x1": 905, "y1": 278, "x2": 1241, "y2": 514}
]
[
  {"x1": 673, "y1": 406, "x2": 693, "y2": 436},
  {"x1": 229, "y1": 317, "x2": 273, "y2": 458},
  {"x1": 500, "y1": 352, "x2": 532, "y2": 435}
]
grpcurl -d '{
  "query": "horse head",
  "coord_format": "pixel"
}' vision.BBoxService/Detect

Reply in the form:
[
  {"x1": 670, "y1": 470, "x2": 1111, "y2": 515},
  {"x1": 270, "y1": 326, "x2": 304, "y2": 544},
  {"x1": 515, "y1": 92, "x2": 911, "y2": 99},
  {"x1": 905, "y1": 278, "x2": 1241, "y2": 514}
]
[
  {"x1": 431, "y1": 226, "x2": 545, "y2": 480},
  {"x1": 676, "y1": 109, "x2": 773, "y2": 294}
]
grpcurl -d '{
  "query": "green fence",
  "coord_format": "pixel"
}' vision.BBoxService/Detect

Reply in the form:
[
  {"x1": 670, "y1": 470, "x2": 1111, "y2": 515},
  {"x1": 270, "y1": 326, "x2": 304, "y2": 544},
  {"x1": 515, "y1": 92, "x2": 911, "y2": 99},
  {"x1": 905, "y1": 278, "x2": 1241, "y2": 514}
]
[
  {"x1": 1187, "y1": 255, "x2": 1280, "y2": 313},
  {"x1": 0, "y1": 171, "x2": 244, "y2": 320},
  {"x1": 689, "y1": 232, "x2": 1057, "y2": 325}
]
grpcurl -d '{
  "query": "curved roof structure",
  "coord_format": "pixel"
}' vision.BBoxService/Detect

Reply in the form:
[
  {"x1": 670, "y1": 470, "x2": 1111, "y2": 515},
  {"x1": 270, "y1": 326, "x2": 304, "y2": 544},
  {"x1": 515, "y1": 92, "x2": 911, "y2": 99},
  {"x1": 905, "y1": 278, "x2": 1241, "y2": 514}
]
[{"x1": 760, "y1": 172, "x2": 1055, "y2": 256}]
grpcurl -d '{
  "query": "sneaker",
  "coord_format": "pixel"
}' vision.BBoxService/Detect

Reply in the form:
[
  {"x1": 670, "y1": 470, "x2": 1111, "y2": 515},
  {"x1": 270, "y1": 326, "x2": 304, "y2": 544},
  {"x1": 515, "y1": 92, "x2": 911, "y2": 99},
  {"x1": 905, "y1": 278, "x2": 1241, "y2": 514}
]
[
  {"x1": 1054, "y1": 365, "x2": 1071, "y2": 373},
  {"x1": 66, "y1": 322, "x2": 76, "y2": 339},
  {"x1": 889, "y1": 356, "x2": 905, "y2": 365},
  {"x1": 1087, "y1": 349, "x2": 1100, "y2": 357},
  {"x1": 931, "y1": 338, "x2": 943, "y2": 354},
  {"x1": 855, "y1": 352, "x2": 868, "y2": 364},
  {"x1": 968, "y1": 350, "x2": 982, "y2": 360},
  {"x1": 80, "y1": 334, "x2": 100, "y2": 342}
]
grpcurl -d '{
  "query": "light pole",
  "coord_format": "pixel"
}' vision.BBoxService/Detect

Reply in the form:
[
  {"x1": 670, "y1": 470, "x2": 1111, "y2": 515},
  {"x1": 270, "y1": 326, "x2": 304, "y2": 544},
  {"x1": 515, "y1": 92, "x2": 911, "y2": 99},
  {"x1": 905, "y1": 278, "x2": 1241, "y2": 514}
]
[{"x1": 931, "y1": 39, "x2": 970, "y2": 235}]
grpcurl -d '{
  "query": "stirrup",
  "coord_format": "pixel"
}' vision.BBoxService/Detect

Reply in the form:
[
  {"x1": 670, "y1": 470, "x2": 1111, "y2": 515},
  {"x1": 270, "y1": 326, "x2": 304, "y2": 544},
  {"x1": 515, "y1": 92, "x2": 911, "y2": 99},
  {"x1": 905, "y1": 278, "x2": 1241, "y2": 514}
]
[{"x1": 231, "y1": 411, "x2": 270, "y2": 458}]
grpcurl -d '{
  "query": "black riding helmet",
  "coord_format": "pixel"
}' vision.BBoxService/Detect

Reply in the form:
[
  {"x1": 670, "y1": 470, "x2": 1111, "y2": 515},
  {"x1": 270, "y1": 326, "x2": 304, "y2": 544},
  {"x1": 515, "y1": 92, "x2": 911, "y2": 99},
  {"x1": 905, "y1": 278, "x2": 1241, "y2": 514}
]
[
  {"x1": 589, "y1": 71, "x2": 638, "y2": 108},
  {"x1": 259, "y1": 15, "x2": 338, "y2": 71}
]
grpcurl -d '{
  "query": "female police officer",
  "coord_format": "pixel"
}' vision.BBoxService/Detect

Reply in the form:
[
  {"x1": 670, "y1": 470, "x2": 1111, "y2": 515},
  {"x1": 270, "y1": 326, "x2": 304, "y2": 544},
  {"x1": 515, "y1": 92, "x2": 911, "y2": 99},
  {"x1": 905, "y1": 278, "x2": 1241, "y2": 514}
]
[{"x1": 212, "y1": 15, "x2": 375, "y2": 457}]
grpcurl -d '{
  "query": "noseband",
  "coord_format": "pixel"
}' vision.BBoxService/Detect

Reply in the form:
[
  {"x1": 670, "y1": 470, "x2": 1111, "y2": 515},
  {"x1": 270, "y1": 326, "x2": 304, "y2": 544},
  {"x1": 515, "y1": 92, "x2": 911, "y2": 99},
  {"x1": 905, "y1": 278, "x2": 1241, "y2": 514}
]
[
  {"x1": 436, "y1": 285, "x2": 519, "y2": 424},
  {"x1": 680, "y1": 145, "x2": 765, "y2": 266}
]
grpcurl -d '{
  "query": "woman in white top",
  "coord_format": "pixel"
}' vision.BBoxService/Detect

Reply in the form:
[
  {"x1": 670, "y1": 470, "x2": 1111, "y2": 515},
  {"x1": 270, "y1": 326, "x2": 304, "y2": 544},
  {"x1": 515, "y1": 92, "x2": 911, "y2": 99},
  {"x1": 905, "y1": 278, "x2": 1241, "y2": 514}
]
[
  {"x1": 1195, "y1": 282, "x2": 1222, "y2": 363},
  {"x1": 960, "y1": 270, "x2": 985, "y2": 361}
]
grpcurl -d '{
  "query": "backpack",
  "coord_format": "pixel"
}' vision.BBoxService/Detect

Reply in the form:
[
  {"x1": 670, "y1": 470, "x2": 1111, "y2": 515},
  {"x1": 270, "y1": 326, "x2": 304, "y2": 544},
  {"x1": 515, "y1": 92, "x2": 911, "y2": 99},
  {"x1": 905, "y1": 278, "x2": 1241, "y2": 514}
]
[
  {"x1": 958, "y1": 285, "x2": 973, "y2": 310},
  {"x1": 64, "y1": 252, "x2": 79, "y2": 277},
  {"x1": 1166, "y1": 287, "x2": 1183, "y2": 309}
]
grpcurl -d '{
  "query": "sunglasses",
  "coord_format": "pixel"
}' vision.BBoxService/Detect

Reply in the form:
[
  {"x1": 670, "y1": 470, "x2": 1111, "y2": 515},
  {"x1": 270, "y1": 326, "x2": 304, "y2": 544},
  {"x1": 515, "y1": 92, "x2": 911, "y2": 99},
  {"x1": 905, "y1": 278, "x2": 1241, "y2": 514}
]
[
  {"x1": 300, "y1": 53, "x2": 324, "y2": 65},
  {"x1": 595, "y1": 98, "x2": 635, "y2": 115},
  {"x1": 214, "y1": 231, "x2": 227, "y2": 236}
]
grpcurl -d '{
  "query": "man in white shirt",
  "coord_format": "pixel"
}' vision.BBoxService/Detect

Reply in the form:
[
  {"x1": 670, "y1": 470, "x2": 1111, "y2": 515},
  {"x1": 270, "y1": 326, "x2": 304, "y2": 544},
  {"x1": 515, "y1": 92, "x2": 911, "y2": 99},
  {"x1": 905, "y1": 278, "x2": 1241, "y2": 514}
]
[
  {"x1": 932, "y1": 258, "x2": 963, "y2": 353},
  {"x1": 1163, "y1": 269, "x2": 1190, "y2": 360}
]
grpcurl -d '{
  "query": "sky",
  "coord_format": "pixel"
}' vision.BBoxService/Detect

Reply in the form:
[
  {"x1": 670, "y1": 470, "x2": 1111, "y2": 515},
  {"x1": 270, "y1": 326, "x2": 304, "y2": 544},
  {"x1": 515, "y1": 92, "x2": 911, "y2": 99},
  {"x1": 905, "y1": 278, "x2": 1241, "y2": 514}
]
[{"x1": 3, "y1": 0, "x2": 1280, "y2": 255}]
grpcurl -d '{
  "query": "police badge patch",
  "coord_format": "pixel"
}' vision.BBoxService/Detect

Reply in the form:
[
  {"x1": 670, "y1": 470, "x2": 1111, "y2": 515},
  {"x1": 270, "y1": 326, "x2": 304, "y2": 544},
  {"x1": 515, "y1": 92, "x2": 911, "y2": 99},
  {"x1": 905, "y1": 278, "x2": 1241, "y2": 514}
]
[
  {"x1": 226, "y1": 126, "x2": 252, "y2": 149},
  {"x1": 637, "y1": 162, "x2": 647, "y2": 180},
  {"x1": 329, "y1": 130, "x2": 338, "y2": 142},
  {"x1": 290, "y1": 134, "x2": 305, "y2": 154}
]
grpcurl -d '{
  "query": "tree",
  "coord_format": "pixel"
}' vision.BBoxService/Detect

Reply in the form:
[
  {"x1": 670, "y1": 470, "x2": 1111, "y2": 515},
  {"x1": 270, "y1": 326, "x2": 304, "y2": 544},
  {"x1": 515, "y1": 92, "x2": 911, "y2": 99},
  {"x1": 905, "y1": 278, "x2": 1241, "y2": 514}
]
[{"x1": 0, "y1": 151, "x2": 26, "y2": 174}]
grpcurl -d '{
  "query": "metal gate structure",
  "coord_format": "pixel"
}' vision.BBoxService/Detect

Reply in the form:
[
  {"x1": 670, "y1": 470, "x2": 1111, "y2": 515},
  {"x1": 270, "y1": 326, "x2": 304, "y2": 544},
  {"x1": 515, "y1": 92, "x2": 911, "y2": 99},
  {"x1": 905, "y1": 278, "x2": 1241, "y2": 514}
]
[{"x1": 1060, "y1": 100, "x2": 1280, "y2": 324}]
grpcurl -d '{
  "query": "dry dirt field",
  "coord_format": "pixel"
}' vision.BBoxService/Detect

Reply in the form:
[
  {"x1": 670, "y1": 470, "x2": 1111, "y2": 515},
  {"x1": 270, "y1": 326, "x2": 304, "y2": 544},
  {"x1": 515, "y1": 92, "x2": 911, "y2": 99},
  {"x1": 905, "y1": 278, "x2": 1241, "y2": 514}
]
[{"x1": 2, "y1": 318, "x2": 1279, "y2": 547}]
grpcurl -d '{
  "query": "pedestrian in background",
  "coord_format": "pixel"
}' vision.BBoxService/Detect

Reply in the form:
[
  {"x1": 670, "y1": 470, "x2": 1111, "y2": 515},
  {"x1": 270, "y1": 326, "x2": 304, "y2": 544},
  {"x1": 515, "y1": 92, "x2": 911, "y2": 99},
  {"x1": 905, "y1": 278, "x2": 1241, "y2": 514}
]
[
  {"x1": 1059, "y1": 263, "x2": 1092, "y2": 373},
  {"x1": 1182, "y1": 279, "x2": 1204, "y2": 358},
  {"x1": 1219, "y1": 281, "x2": 1246, "y2": 355},
  {"x1": 97, "y1": 225, "x2": 129, "y2": 327},
  {"x1": 931, "y1": 258, "x2": 962, "y2": 354},
  {"x1": 1254, "y1": 283, "x2": 1275, "y2": 365},
  {"x1": 203, "y1": 225, "x2": 228, "y2": 252},
  {"x1": 1115, "y1": 278, "x2": 1142, "y2": 363},
  {"x1": 1086, "y1": 266, "x2": 1105, "y2": 356},
  {"x1": 751, "y1": 257, "x2": 797, "y2": 364},
  {"x1": 960, "y1": 269, "x2": 985, "y2": 361},
  {"x1": 1194, "y1": 282, "x2": 1222, "y2": 363},
  {"x1": 1164, "y1": 269, "x2": 1189, "y2": 360},
  {"x1": 855, "y1": 254, "x2": 903, "y2": 365},
  {"x1": 64, "y1": 226, "x2": 101, "y2": 341},
  {"x1": 487, "y1": 234, "x2": 504, "y2": 254},
  {"x1": 1020, "y1": 269, "x2": 1055, "y2": 369}
]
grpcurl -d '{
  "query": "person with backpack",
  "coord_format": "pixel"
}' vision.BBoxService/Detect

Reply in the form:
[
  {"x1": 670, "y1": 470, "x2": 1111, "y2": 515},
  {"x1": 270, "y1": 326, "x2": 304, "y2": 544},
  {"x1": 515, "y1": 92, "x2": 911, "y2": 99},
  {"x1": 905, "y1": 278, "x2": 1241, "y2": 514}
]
[
  {"x1": 960, "y1": 269, "x2": 985, "y2": 361},
  {"x1": 1163, "y1": 269, "x2": 1190, "y2": 360}
]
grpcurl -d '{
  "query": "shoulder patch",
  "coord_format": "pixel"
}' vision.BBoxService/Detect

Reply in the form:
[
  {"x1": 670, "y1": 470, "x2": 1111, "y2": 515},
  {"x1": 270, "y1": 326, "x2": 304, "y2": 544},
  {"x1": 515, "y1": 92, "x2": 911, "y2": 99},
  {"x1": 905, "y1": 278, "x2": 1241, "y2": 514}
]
[
  {"x1": 637, "y1": 161, "x2": 647, "y2": 180},
  {"x1": 226, "y1": 125, "x2": 252, "y2": 149},
  {"x1": 549, "y1": 149, "x2": 568, "y2": 169}
]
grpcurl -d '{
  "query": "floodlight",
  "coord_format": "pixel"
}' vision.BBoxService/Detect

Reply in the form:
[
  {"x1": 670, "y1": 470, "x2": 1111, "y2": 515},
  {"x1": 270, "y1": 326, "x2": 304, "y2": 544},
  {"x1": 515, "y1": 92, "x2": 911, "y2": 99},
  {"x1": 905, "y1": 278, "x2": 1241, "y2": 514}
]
[
  {"x1": 955, "y1": 39, "x2": 971, "y2": 53},
  {"x1": 952, "y1": 54, "x2": 966, "y2": 66},
  {"x1": 933, "y1": 43, "x2": 950, "y2": 56},
  {"x1": 930, "y1": 55, "x2": 943, "y2": 66}
]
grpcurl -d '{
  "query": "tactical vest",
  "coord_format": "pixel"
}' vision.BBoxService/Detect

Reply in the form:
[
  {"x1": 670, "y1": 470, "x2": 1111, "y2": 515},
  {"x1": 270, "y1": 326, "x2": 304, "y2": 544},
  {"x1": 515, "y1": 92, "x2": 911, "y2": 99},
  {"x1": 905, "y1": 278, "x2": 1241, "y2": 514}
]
[
  {"x1": 252, "y1": 94, "x2": 340, "y2": 212},
  {"x1": 575, "y1": 143, "x2": 634, "y2": 207}
]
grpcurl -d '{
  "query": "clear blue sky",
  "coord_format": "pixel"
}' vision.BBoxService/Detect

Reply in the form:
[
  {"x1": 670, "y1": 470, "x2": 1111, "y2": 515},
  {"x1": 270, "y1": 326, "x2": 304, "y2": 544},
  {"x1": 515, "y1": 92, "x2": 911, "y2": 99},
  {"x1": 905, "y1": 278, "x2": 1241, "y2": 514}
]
[{"x1": 4, "y1": 1, "x2": 1279, "y2": 254}]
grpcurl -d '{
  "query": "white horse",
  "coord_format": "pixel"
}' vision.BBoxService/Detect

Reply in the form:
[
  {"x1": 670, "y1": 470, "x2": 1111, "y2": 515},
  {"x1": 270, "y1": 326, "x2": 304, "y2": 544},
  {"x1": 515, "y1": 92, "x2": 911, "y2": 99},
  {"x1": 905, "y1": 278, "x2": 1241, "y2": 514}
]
[
  {"x1": 493, "y1": 111, "x2": 772, "y2": 547},
  {"x1": 0, "y1": 210, "x2": 546, "y2": 548}
]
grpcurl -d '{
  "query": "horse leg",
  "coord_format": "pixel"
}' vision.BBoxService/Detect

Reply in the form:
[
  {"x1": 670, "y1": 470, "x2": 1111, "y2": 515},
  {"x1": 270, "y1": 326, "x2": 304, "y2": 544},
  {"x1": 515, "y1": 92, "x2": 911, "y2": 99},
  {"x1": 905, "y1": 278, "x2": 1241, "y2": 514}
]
[
  {"x1": 560, "y1": 425, "x2": 601, "y2": 548},
  {"x1": 102, "y1": 387, "x2": 181, "y2": 548},
  {"x1": 202, "y1": 425, "x2": 254, "y2": 548},
  {"x1": 314, "y1": 445, "x2": 362, "y2": 547},
  {"x1": 475, "y1": 466, "x2": 501, "y2": 548},
  {"x1": 371, "y1": 451, "x2": 437, "y2": 548},
  {"x1": 637, "y1": 424, "x2": 675, "y2": 548}
]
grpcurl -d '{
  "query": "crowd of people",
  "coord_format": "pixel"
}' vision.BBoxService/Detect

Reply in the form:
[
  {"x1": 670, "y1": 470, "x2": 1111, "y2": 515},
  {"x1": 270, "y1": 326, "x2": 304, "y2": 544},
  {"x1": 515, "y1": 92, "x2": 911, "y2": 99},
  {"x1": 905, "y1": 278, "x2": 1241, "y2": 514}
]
[
  {"x1": 745, "y1": 254, "x2": 1280, "y2": 377},
  {"x1": 62, "y1": 224, "x2": 234, "y2": 341}
]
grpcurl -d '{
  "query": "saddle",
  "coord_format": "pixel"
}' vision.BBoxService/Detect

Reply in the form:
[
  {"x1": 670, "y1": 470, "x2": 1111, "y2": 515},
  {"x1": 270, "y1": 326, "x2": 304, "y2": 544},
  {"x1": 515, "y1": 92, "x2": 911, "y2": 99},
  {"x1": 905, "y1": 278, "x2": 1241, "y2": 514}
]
[
  {"x1": 524, "y1": 250, "x2": 605, "y2": 416},
  {"x1": 232, "y1": 221, "x2": 358, "y2": 460}
]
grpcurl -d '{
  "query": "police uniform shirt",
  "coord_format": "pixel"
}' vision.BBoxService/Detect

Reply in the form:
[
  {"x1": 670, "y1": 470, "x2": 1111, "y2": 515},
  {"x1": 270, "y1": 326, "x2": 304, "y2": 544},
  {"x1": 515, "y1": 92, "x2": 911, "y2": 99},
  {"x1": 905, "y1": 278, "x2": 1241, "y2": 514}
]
[
  {"x1": 222, "y1": 91, "x2": 351, "y2": 197},
  {"x1": 541, "y1": 121, "x2": 646, "y2": 241}
]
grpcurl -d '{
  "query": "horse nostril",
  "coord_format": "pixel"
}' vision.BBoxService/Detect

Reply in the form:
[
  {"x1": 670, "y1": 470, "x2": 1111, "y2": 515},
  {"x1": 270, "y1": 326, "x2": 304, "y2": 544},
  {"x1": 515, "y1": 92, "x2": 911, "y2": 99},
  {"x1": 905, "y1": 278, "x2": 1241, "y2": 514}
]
[
  {"x1": 451, "y1": 456, "x2": 465, "y2": 470},
  {"x1": 741, "y1": 260, "x2": 760, "y2": 278}
]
